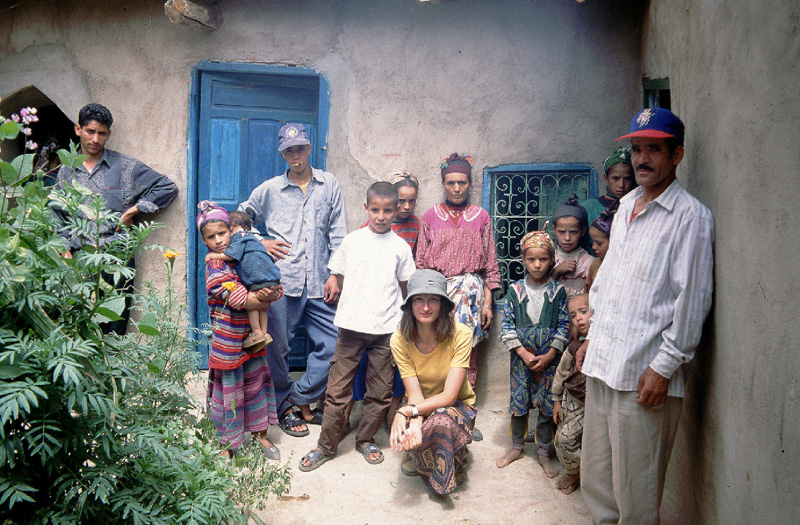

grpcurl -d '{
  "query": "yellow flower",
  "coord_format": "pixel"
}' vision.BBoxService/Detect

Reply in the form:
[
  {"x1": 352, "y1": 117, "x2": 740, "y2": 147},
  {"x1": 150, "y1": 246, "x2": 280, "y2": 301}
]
[
  {"x1": 163, "y1": 249, "x2": 181, "y2": 260},
  {"x1": 221, "y1": 281, "x2": 237, "y2": 291}
]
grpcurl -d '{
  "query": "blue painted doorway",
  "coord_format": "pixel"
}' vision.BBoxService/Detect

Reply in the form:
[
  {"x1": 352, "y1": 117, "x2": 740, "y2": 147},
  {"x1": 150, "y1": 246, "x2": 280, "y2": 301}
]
[{"x1": 187, "y1": 62, "x2": 329, "y2": 368}]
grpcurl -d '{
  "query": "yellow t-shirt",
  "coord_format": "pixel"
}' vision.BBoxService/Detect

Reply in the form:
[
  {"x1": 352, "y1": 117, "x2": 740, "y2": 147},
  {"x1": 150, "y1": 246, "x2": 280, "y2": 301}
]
[
  {"x1": 390, "y1": 322, "x2": 476, "y2": 407},
  {"x1": 298, "y1": 180, "x2": 310, "y2": 195}
]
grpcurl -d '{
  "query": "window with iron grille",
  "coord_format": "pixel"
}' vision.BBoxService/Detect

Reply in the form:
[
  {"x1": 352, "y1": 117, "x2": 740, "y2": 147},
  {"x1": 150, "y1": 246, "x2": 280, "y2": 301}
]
[{"x1": 482, "y1": 163, "x2": 597, "y2": 301}]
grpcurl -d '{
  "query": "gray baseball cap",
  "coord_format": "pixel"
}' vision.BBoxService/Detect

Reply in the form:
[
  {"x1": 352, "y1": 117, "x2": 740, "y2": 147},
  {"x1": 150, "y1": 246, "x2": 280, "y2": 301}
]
[
  {"x1": 403, "y1": 269, "x2": 453, "y2": 308},
  {"x1": 278, "y1": 123, "x2": 311, "y2": 151}
]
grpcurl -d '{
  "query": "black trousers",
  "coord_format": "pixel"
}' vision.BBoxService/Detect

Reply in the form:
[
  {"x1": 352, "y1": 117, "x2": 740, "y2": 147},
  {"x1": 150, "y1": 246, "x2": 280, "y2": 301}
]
[{"x1": 99, "y1": 255, "x2": 135, "y2": 336}]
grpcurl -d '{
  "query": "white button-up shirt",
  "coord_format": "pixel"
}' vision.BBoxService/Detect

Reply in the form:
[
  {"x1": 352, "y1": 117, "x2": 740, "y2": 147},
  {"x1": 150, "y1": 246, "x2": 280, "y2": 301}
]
[{"x1": 583, "y1": 179, "x2": 714, "y2": 398}]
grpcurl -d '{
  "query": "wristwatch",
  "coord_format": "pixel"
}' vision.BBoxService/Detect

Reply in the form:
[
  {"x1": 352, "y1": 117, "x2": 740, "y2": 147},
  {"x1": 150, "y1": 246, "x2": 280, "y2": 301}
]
[{"x1": 410, "y1": 404, "x2": 419, "y2": 418}]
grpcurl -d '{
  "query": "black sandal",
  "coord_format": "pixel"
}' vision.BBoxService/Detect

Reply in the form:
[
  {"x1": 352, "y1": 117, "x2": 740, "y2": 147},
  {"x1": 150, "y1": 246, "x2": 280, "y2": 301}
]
[
  {"x1": 298, "y1": 449, "x2": 331, "y2": 472},
  {"x1": 356, "y1": 442, "x2": 384, "y2": 465},
  {"x1": 279, "y1": 411, "x2": 310, "y2": 437}
]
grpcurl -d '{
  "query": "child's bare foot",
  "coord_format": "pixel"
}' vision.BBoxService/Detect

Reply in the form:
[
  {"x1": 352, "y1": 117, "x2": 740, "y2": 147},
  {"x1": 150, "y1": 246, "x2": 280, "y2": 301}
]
[
  {"x1": 496, "y1": 448, "x2": 524, "y2": 468},
  {"x1": 555, "y1": 472, "x2": 580, "y2": 494},
  {"x1": 538, "y1": 454, "x2": 559, "y2": 478}
]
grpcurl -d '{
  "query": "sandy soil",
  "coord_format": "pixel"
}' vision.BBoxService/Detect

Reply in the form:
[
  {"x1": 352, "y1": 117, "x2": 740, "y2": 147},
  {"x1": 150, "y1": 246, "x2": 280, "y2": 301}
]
[{"x1": 190, "y1": 326, "x2": 591, "y2": 525}]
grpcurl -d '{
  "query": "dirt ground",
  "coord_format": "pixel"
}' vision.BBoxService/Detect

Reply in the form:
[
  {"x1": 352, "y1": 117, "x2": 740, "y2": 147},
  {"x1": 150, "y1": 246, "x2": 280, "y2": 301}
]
[{"x1": 189, "y1": 330, "x2": 591, "y2": 525}]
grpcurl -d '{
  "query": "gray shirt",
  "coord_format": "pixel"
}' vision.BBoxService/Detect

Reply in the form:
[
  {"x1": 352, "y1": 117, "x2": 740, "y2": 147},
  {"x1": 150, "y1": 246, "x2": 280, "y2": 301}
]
[
  {"x1": 238, "y1": 167, "x2": 347, "y2": 298},
  {"x1": 54, "y1": 148, "x2": 178, "y2": 250}
]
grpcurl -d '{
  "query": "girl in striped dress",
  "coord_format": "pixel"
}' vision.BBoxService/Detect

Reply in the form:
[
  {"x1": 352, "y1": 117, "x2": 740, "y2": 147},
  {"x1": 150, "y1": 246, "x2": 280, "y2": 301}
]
[{"x1": 197, "y1": 201, "x2": 282, "y2": 459}]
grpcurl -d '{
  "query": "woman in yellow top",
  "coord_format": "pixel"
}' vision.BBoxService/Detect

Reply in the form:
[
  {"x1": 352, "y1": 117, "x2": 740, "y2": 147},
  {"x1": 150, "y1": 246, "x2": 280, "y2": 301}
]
[{"x1": 389, "y1": 269, "x2": 476, "y2": 496}]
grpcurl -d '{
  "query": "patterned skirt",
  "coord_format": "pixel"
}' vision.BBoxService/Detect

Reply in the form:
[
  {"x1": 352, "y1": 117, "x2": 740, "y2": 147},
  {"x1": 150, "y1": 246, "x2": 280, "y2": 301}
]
[
  {"x1": 409, "y1": 401, "x2": 476, "y2": 496},
  {"x1": 447, "y1": 273, "x2": 486, "y2": 386},
  {"x1": 207, "y1": 354, "x2": 278, "y2": 450},
  {"x1": 509, "y1": 326, "x2": 560, "y2": 418}
]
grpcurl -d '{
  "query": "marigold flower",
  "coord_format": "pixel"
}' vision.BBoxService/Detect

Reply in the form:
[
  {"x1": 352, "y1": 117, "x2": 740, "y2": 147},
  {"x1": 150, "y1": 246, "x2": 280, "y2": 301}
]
[
  {"x1": 220, "y1": 281, "x2": 237, "y2": 291},
  {"x1": 162, "y1": 249, "x2": 181, "y2": 260}
]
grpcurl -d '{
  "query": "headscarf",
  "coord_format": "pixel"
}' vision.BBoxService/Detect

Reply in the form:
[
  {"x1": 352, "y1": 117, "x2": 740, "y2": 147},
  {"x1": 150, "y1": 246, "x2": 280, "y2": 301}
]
[
  {"x1": 602, "y1": 147, "x2": 632, "y2": 175},
  {"x1": 196, "y1": 200, "x2": 230, "y2": 231},
  {"x1": 440, "y1": 153, "x2": 473, "y2": 179},
  {"x1": 552, "y1": 194, "x2": 588, "y2": 228},
  {"x1": 590, "y1": 201, "x2": 619, "y2": 236},
  {"x1": 520, "y1": 220, "x2": 554, "y2": 258},
  {"x1": 385, "y1": 170, "x2": 419, "y2": 187}
]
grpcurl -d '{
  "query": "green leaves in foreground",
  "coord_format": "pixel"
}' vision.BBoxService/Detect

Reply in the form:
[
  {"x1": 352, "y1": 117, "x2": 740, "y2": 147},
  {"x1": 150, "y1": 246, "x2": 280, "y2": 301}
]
[{"x1": 0, "y1": 122, "x2": 290, "y2": 523}]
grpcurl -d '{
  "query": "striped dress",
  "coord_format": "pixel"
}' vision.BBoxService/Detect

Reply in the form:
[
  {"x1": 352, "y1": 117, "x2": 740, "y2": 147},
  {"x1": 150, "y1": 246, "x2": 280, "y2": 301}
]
[{"x1": 205, "y1": 259, "x2": 278, "y2": 449}]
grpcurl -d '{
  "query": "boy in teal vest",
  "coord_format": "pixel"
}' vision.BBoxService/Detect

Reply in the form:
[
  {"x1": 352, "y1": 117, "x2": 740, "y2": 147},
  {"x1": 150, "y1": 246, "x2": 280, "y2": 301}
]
[{"x1": 496, "y1": 224, "x2": 569, "y2": 478}]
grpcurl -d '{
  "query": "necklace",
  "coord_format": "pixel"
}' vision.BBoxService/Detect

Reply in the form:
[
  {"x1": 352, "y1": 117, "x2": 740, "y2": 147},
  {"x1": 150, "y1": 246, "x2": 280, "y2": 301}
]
[{"x1": 444, "y1": 201, "x2": 468, "y2": 220}]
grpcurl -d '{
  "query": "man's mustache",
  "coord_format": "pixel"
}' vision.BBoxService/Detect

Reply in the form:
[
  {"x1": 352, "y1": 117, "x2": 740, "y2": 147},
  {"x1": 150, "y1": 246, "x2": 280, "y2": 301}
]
[{"x1": 636, "y1": 164, "x2": 654, "y2": 172}]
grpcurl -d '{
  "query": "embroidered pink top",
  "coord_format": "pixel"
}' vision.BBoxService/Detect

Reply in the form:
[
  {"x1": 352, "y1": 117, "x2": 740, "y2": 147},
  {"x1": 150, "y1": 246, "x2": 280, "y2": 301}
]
[{"x1": 416, "y1": 203, "x2": 501, "y2": 291}]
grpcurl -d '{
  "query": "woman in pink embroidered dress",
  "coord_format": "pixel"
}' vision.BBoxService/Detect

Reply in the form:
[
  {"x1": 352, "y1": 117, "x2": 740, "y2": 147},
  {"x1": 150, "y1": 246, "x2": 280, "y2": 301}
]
[{"x1": 416, "y1": 154, "x2": 500, "y2": 441}]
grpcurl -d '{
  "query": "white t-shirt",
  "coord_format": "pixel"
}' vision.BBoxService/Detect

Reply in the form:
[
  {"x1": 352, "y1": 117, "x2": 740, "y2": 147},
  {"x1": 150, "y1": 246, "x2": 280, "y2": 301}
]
[{"x1": 328, "y1": 227, "x2": 416, "y2": 334}]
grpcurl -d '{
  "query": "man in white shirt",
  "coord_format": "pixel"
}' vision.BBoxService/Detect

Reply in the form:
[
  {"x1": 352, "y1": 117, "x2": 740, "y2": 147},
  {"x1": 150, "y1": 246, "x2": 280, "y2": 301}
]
[{"x1": 580, "y1": 108, "x2": 714, "y2": 524}]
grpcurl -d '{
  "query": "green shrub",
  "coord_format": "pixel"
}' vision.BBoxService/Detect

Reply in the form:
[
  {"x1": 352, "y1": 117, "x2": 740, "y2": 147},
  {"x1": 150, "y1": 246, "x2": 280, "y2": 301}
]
[{"x1": 0, "y1": 109, "x2": 290, "y2": 524}]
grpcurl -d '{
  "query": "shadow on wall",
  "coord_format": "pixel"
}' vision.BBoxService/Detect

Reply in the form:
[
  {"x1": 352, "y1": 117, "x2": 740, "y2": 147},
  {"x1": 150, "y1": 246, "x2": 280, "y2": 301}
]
[
  {"x1": 663, "y1": 300, "x2": 717, "y2": 524},
  {"x1": 1, "y1": 85, "x2": 75, "y2": 184}
]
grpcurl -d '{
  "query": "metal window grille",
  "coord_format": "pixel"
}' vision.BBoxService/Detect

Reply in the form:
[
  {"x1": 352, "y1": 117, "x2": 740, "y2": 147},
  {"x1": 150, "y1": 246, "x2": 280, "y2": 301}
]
[{"x1": 485, "y1": 164, "x2": 595, "y2": 301}]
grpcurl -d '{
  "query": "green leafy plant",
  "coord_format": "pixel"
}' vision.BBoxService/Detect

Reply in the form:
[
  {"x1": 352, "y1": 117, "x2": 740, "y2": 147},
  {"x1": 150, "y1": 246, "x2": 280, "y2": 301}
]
[{"x1": 0, "y1": 109, "x2": 290, "y2": 524}]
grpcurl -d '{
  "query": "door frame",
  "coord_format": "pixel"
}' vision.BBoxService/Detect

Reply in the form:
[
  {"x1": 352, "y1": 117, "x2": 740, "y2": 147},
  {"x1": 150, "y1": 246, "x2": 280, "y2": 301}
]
[{"x1": 186, "y1": 61, "x2": 330, "y2": 350}]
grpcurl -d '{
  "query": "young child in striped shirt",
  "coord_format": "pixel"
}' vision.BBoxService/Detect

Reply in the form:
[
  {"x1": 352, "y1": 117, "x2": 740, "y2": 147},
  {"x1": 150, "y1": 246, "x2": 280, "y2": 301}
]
[{"x1": 204, "y1": 210, "x2": 281, "y2": 351}]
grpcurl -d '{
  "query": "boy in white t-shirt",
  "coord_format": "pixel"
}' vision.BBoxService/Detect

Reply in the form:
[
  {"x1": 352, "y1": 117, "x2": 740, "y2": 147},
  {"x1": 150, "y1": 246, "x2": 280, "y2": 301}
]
[{"x1": 299, "y1": 182, "x2": 416, "y2": 472}]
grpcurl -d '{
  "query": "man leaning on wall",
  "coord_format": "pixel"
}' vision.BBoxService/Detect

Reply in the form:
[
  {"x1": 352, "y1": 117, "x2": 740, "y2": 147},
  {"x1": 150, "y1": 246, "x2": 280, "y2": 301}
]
[
  {"x1": 578, "y1": 108, "x2": 714, "y2": 524},
  {"x1": 54, "y1": 103, "x2": 178, "y2": 335},
  {"x1": 238, "y1": 123, "x2": 347, "y2": 438}
]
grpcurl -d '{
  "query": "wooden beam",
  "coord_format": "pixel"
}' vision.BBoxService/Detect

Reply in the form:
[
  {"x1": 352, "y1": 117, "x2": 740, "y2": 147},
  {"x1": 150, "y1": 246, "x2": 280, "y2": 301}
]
[{"x1": 164, "y1": 0, "x2": 223, "y2": 31}]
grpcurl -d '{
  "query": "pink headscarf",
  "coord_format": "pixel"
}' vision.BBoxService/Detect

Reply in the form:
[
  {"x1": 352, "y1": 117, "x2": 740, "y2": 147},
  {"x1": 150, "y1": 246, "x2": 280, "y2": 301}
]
[{"x1": 196, "y1": 201, "x2": 230, "y2": 231}]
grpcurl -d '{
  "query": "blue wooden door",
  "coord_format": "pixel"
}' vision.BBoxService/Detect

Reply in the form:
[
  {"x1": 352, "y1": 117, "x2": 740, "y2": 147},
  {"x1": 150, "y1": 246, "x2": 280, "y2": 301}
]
[{"x1": 190, "y1": 67, "x2": 327, "y2": 367}]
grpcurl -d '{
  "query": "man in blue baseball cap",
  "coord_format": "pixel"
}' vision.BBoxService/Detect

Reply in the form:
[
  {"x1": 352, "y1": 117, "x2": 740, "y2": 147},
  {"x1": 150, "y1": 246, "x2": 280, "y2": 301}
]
[
  {"x1": 578, "y1": 107, "x2": 715, "y2": 524},
  {"x1": 239, "y1": 123, "x2": 346, "y2": 438}
]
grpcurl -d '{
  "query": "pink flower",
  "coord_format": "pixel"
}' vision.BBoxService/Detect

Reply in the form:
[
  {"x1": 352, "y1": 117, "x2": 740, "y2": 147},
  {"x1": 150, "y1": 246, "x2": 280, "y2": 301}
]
[
  {"x1": 20, "y1": 127, "x2": 32, "y2": 136},
  {"x1": 10, "y1": 114, "x2": 20, "y2": 123},
  {"x1": 20, "y1": 107, "x2": 38, "y2": 124},
  {"x1": 25, "y1": 140, "x2": 38, "y2": 150}
]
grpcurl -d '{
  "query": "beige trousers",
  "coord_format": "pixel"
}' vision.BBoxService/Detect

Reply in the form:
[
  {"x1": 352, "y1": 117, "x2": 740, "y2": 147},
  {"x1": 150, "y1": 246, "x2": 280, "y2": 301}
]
[{"x1": 582, "y1": 377, "x2": 682, "y2": 525}]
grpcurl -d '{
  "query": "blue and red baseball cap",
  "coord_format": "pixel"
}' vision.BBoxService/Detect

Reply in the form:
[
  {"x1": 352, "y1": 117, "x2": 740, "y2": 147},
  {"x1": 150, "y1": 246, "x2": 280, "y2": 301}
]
[{"x1": 616, "y1": 108, "x2": 684, "y2": 145}]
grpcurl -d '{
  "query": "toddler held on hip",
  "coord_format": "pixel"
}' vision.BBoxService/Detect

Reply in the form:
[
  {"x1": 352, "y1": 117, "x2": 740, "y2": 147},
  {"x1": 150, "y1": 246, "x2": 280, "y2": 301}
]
[{"x1": 204, "y1": 210, "x2": 281, "y2": 351}]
